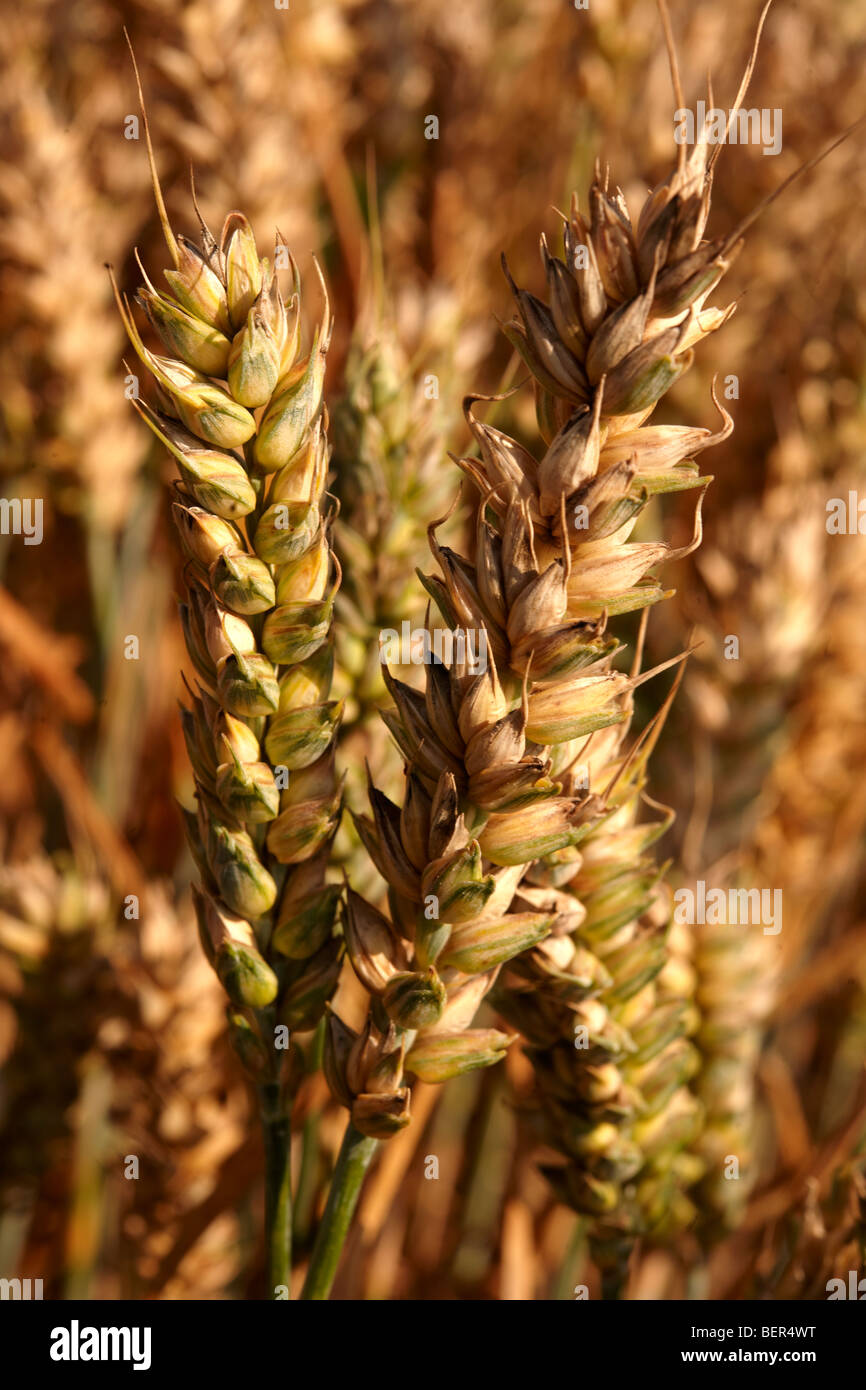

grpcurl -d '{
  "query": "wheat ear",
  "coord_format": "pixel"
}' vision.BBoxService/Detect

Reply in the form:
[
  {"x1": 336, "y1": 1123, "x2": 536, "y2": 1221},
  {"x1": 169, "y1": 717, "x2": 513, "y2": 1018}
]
[
  {"x1": 312, "y1": 26, "x2": 735, "y2": 1295},
  {"x1": 482, "y1": 28, "x2": 778, "y2": 1290},
  {"x1": 114, "y1": 53, "x2": 344, "y2": 1297},
  {"x1": 485, "y1": 0, "x2": 864, "y2": 1289}
]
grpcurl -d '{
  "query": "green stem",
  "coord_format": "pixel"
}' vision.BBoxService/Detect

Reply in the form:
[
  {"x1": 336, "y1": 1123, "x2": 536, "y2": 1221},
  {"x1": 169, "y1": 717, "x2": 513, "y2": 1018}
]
[
  {"x1": 260, "y1": 1082, "x2": 292, "y2": 1298},
  {"x1": 551, "y1": 1216, "x2": 586, "y2": 1301},
  {"x1": 686, "y1": 1261, "x2": 710, "y2": 1300},
  {"x1": 300, "y1": 1121, "x2": 378, "y2": 1300},
  {"x1": 292, "y1": 1022, "x2": 325, "y2": 1249},
  {"x1": 591, "y1": 1231, "x2": 632, "y2": 1301},
  {"x1": 292, "y1": 1111, "x2": 320, "y2": 1249}
]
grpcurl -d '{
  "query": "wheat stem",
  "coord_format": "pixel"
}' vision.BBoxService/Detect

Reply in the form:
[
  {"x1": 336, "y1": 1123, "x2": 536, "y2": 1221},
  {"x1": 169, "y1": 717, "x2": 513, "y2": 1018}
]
[
  {"x1": 292, "y1": 1019, "x2": 326, "y2": 1249},
  {"x1": 259, "y1": 1082, "x2": 293, "y2": 1295},
  {"x1": 300, "y1": 1122, "x2": 378, "y2": 1300}
]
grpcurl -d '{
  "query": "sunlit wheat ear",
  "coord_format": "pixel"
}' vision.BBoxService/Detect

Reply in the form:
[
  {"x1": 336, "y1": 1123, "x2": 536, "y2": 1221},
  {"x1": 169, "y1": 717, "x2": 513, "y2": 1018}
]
[
  {"x1": 114, "y1": 43, "x2": 346, "y2": 1290},
  {"x1": 113, "y1": 190, "x2": 342, "y2": 1056}
]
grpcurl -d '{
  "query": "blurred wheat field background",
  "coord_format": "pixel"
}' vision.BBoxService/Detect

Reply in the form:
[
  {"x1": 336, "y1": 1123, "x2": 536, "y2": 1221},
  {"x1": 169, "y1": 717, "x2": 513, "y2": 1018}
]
[{"x1": 1, "y1": 0, "x2": 865, "y2": 1301}]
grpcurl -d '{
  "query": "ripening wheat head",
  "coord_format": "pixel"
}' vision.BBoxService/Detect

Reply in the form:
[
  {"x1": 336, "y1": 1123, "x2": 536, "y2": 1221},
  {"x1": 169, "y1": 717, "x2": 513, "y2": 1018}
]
[
  {"x1": 322, "y1": 77, "x2": 752, "y2": 1159},
  {"x1": 486, "y1": 56, "x2": 856, "y2": 1281},
  {"x1": 114, "y1": 106, "x2": 345, "y2": 1097},
  {"x1": 471, "y1": 126, "x2": 763, "y2": 1289}
]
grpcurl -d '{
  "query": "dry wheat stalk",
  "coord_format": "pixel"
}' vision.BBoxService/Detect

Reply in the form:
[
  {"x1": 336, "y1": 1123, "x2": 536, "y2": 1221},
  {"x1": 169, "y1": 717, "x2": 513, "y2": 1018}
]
[{"x1": 114, "y1": 61, "x2": 344, "y2": 1293}]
